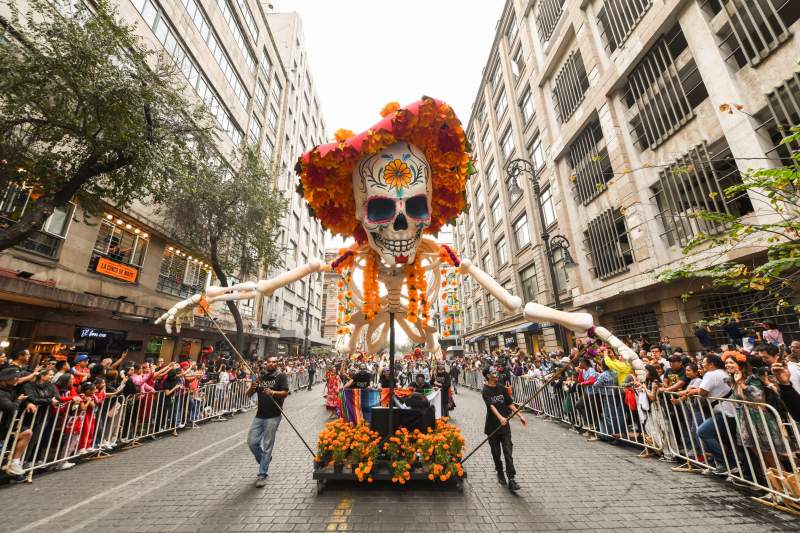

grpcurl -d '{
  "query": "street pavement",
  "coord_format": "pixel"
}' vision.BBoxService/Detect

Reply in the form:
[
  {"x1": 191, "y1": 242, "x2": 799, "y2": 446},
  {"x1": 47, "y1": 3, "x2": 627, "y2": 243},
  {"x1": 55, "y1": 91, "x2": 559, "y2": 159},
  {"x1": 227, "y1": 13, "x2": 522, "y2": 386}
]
[{"x1": 3, "y1": 384, "x2": 800, "y2": 533}]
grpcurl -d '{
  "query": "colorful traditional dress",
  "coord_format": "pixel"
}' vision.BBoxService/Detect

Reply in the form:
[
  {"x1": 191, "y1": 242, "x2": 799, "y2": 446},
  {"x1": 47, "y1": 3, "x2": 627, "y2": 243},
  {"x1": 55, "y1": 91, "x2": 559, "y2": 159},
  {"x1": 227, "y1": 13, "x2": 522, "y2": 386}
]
[{"x1": 324, "y1": 370, "x2": 341, "y2": 415}]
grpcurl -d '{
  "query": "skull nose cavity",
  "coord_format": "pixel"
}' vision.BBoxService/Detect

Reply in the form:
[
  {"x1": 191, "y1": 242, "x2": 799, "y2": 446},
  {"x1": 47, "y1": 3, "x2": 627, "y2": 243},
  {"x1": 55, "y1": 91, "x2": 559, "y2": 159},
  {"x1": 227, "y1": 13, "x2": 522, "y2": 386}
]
[{"x1": 393, "y1": 213, "x2": 408, "y2": 231}]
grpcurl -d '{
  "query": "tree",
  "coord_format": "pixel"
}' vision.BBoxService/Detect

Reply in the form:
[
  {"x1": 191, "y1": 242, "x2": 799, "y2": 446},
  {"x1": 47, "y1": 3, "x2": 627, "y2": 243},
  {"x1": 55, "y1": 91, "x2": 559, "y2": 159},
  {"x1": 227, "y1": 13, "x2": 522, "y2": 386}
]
[
  {"x1": 658, "y1": 126, "x2": 800, "y2": 326},
  {"x1": 157, "y1": 144, "x2": 287, "y2": 353},
  {"x1": 0, "y1": 0, "x2": 213, "y2": 250}
]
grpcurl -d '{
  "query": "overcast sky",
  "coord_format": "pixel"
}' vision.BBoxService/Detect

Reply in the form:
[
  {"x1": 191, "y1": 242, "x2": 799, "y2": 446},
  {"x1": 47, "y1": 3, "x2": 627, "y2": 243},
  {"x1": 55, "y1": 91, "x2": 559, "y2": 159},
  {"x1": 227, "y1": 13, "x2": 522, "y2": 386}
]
[{"x1": 274, "y1": 0, "x2": 504, "y2": 249}]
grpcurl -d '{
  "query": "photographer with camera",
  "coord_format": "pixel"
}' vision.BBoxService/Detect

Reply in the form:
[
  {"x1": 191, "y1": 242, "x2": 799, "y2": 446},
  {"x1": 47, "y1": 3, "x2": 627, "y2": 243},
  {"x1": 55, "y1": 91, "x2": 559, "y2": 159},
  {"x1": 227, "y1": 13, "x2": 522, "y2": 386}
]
[{"x1": 247, "y1": 356, "x2": 289, "y2": 488}]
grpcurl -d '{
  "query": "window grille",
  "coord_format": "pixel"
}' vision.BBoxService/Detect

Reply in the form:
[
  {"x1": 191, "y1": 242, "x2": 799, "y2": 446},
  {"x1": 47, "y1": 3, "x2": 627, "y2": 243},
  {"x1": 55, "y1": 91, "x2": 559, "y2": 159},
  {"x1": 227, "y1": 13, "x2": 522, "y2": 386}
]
[
  {"x1": 158, "y1": 249, "x2": 209, "y2": 298},
  {"x1": 552, "y1": 50, "x2": 590, "y2": 123},
  {"x1": 611, "y1": 307, "x2": 661, "y2": 343},
  {"x1": 567, "y1": 119, "x2": 614, "y2": 205},
  {"x1": 652, "y1": 140, "x2": 753, "y2": 247},
  {"x1": 91, "y1": 220, "x2": 147, "y2": 268},
  {"x1": 701, "y1": 0, "x2": 799, "y2": 69},
  {"x1": 701, "y1": 288, "x2": 799, "y2": 344},
  {"x1": 0, "y1": 186, "x2": 72, "y2": 260},
  {"x1": 584, "y1": 208, "x2": 633, "y2": 279},
  {"x1": 597, "y1": 0, "x2": 652, "y2": 53},
  {"x1": 755, "y1": 72, "x2": 800, "y2": 166},
  {"x1": 536, "y1": 0, "x2": 565, "y2": 44},
  {"x1": 622, "y1": 25, "x2": 708, "y2": 151}
]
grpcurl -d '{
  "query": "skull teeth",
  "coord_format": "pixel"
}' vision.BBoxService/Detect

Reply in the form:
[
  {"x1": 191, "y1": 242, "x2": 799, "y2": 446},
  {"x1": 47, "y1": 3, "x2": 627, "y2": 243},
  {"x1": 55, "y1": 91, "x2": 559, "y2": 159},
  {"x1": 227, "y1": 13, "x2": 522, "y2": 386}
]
[{"x1": 371, "y1": 232, "x2": 418, "y2": 254}]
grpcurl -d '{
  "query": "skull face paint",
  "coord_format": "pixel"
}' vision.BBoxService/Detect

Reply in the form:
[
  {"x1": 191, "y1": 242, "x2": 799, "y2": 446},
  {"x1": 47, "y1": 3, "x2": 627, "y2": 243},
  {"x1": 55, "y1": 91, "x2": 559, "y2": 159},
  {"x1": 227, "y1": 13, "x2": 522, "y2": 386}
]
[{"x1": 352, "y1": 142, "x2": 432, "y2": 266}]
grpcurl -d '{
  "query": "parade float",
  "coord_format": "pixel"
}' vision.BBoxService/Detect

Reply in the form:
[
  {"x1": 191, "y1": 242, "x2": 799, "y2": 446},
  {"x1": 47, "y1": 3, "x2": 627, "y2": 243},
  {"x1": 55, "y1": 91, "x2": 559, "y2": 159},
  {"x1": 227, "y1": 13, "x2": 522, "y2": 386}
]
[{"x1": 156, "y1": 96, "x2": 645, "y2": 493}]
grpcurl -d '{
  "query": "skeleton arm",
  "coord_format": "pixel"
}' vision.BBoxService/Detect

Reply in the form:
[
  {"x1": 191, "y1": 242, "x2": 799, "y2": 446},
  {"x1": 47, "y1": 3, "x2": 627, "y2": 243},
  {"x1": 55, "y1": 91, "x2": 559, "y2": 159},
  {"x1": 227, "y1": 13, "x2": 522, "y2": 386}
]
[
  {"x1": 155, "y1": 260, "x2": 327, "y2": 333},
  {"x1": 458, "y1": 259, "x2": 522, "y2": 312}
]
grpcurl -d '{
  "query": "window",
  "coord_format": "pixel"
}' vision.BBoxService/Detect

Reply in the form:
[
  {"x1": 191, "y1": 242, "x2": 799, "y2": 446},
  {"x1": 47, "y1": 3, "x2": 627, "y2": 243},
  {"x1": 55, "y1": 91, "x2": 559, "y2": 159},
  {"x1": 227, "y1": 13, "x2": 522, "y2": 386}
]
[
  {"x1": 489, "y1": 60, "x2": 502, "y2": 87},
  {"x1": 261, "y1": 136, "x2": 274, "y2": 163},
  {"x1": 248, "y1": 116, "x2": 262, "y2": 145},
  {"x1": 513, "y1": 214, "x2": 530, "y2": 249},
  {"x1": 90, "y1": 220, "x2": 148, "y2": 274},
  {"x1": 489, "y1": 196, "x2": 501, "y2": 225},
  {"x1": 527, "y1": 133, "x2": 545, "y2": 174},
  {"x1": 271, "y1": 78, "x2": 283, "y2": 104},
  {"x1": 520, "y1": 88, "x2": 535, "y2": 124},
  {"x1": 567, "y1": 119, "x2": 614, "y2": 205},
  {"x1": 267, "y1": 105, "x2": 278, "y2": 132},
  {"x1": 611, "y1": 307, "x2": 661, "y2": 343},
  {"x1": 233, "y1": 0, "x2": 259, "y2": 41},
  {"x1": 701, "y1": 288, "x2": 800, "y2": 345},
  {"x1": 476, "y1": 301, "x2": 484, "y2": 322},
  {"x1": 481, "y1": 129, "x2": 491, "y2": 156},
  {"x1": 133, "y1": 0, "x2": 242, "y2": 144},
  {"x1": 520, "y1": 264, "x2": 538, "y2": 302},
  {"x1": 478, "y1": 218, "x2": 488, "y2": 242},
  {"x1": 495, "y1": 89, "x2": 508, "y2": 119},
  {"x1": 552, "y1": 50, "x2": 590, "y2": 123},
  {"x1": 552, "y1": 246, "x2": 569, "y2": 290},
  {"x1": 476, "y1": 104, "x2": 486, "y2": 126},
  {"x1": 506, "y1": 15, "x2": 519, "y2": 43},
  {"x1": 474, "y1": 183, "x2": 484, "y2": 211},
  {"x1": 540, "y1": 187, "x2": 556, "y2": 227},
  {"x1": 179, "y1": 0, "x2": 249, "y2": 108},
  {"x1": 653, "y1": 140, "x2": 752, "y2": 247},
  {"x1": 260, "y1": 47, "x2": 272, "y2": 77},
  {"x1": 702, "y1": 0, "x2": 799, "y2": 69},
  {"x1": 158, "y1": 248, "x2": 210, "y2": 298},
  {"x1": 488, "y1": 296, "x2": 500, "y2": 318},
  {"x1": 500, "y1": 127, "x2": 514, "y2": 161},
  {"x1": 0, "y1": 186, "x2": 73, "y2": 259},
  {"x1": 482, "y1": 252, "x2": 493, "y2": 275},
  {"x1": 215, "y1": 0, "x2": 256, "y2": 73},
  {"x1": 757, "y1": 72, "x2": 800, "y2": 165},
  {"x1": 510, "y1": 45, "x2": 524, "y2": 81},
  {"x1": 584, "y1": 208, "x2": 633, "y2": 279},
  {"x1": 536, "y1": 0, "x2": 565, "y2": 44},
  {"x1": 623, "y1": 24, "x2": 708, "y2": 151},
  {"x1": 495, "y1": 237, "x2": 508, "y2": 266},
  {"x1": 485, "y1": 160, "x2": 497, "y2": 187},
  {"x1": 597, "y1": 0, "x2": 652, "y2": 53},
  {"x1": 255, "y1": 82, "x2": 266, "y2": 111}
]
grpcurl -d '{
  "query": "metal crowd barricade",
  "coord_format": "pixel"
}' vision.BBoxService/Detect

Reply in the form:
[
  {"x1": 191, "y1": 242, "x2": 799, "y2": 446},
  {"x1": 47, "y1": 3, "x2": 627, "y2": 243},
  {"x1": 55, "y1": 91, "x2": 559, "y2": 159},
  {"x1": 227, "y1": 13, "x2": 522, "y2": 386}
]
[
  {"x1": 461, "y1": 369, "x2": 800, "y2": 514},
  {"x1": 0, "y1": 379, "x2": 257, "y2": 481}
]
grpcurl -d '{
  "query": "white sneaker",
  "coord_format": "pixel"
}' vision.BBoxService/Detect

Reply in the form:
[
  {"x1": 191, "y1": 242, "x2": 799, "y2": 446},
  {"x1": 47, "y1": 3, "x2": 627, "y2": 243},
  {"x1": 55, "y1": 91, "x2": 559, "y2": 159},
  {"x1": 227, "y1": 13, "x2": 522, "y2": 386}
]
[
  {"x1": 56, "y1": 461, "x2": 76, "y2": 471},
  {"x1": 6, "y1": 459, "x2": 23, "y2": 476}
]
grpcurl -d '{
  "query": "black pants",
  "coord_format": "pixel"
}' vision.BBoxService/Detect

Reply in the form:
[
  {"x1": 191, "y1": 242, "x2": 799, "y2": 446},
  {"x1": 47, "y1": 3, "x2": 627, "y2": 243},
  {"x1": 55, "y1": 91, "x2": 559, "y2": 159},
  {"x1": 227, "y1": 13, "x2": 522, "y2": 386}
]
[
  {"x1": 307, "y1": 374, "x2": 314, "y2": 390},
  {"x1": 488, "y1": 431, "x2": 515, "y2": 478}
]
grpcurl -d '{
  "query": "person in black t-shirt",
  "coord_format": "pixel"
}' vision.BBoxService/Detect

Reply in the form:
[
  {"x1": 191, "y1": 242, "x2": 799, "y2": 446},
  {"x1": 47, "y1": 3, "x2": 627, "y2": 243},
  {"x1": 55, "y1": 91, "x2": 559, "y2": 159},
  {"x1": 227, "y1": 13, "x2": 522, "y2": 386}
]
[
  {"x1": 482, "y1": 367, "x2": 526, "y2": 491},
  {"x1": 411, "y1": 373, "x2": 430, "y2": 392},
  {"x1": 247, "y1": 356, "x2": 289, "y2": 488},
  {"x1": 344, "y1": 363, "x2": 373, "y2": 389}
]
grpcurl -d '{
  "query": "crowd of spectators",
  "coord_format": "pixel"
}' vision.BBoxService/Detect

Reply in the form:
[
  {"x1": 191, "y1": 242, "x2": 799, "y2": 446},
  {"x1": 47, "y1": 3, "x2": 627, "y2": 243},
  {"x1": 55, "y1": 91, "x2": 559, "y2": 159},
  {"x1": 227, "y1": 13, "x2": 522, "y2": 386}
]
[
  {"x1": 0, "y1": 349, "x2": 321, "y2": 483},
  {"x1": 453, "y1": 325, "x2": 800, "y2": 495}
]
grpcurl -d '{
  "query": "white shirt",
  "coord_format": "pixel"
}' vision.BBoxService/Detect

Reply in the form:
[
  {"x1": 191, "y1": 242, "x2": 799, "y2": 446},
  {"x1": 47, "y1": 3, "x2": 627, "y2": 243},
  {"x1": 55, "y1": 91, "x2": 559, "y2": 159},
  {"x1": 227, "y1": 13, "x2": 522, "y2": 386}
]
[
  {"x1": 699, "y1": 369, "x2": 735, "y2": 416},
  {"x1": 788, "y1": 362, "x2": 800, "y2": 394}
]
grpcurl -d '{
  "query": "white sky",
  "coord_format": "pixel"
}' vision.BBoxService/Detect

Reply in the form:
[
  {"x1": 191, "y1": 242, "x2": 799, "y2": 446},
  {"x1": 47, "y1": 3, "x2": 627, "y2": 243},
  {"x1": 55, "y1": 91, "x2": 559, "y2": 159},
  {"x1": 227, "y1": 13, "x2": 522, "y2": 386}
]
[{"x1": 273, "y1": 0, "x2": 505, "y2": 249}]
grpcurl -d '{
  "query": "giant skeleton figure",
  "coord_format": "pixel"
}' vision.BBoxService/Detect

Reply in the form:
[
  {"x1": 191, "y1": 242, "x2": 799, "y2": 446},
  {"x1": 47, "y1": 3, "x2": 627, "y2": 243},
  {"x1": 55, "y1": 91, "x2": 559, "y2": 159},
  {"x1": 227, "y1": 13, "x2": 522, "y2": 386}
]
[{"x1": 156, "y1": 99, "x2": 644, "y2": 379}]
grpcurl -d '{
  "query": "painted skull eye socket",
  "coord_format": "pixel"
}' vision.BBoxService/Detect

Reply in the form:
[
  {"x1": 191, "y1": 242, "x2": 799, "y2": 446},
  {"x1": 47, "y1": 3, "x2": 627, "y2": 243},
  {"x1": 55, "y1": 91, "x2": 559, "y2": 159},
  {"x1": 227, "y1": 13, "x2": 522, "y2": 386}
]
[
  {"x1": 367, "y1": 197, "x2": 396, "y2": 223},
  {"x1": 406, "y1": 195, "x2": 429, "y2": 220}
]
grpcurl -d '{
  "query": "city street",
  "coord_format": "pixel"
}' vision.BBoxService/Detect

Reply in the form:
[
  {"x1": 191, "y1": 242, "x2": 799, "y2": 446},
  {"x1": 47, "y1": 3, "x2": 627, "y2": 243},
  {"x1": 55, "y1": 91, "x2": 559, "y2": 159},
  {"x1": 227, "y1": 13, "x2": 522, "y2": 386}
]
[{"x1": 3, "y1": 384, "x2": 799, "y2": 533}]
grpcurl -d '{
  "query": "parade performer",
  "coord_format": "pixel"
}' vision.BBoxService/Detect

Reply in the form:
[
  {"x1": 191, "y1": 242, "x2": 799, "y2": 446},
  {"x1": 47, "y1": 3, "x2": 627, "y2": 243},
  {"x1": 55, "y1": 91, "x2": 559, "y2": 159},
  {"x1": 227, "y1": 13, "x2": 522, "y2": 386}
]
[
  {"x1": 482, "y1": 367, "x2": 527, "y2": 492},
  {"x1": 323, "y1": 365, "x2": 341, "y2": 419},
  {"x1": 433, "y1": 360, "x2": 452, "y2": 417},
  {"x1": 247, "y1": 356, "x2": 289, "y2": 488}
]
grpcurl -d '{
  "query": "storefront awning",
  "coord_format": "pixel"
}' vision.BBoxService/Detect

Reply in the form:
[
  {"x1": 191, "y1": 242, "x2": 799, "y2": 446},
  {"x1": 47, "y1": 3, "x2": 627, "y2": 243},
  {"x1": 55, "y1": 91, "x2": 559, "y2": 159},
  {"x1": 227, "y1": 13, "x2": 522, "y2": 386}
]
[
  {"x1": 512, "y1": 323, "x2": 542, "y2": 334},
  {"x1": 470, "y1": 335, "x2": 485, "y2": 343}
]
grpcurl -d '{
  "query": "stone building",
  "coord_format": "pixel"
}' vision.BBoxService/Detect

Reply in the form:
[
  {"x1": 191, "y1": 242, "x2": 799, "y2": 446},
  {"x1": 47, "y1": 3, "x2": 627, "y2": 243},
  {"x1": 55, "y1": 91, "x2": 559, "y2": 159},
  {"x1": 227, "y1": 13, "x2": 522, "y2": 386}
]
[
  {"x1": 455, "y1": 0, "x2": 800, "y2": 355},
  {"x1": 0, "y1": 0, "x2": 327, "y2": 361}
]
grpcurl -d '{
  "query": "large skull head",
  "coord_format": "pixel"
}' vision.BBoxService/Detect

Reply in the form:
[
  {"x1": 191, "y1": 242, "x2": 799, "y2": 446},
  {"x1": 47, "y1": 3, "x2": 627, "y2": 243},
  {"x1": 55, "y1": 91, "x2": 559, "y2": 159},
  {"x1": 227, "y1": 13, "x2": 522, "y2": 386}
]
[{"x1": 352, "y1": 142, "x2": 432, "y2": 267}]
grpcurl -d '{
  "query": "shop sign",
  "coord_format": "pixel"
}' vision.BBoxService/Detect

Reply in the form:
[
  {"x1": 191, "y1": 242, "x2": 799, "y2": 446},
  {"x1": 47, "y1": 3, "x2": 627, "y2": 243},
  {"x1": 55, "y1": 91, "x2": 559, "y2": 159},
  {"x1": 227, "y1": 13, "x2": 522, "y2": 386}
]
[
  {"x1": 95, "y1": 257, "x2": 138, "y2": 283},
  {"x1": 79, "y1": 328, "x2": 110, "y2": 339},
  {"x1": 488, "y1": 336, "x2": 499, "y2": 349},
  {"x1": 503, "y1": 333, "x2": 517, "y2": 347}
]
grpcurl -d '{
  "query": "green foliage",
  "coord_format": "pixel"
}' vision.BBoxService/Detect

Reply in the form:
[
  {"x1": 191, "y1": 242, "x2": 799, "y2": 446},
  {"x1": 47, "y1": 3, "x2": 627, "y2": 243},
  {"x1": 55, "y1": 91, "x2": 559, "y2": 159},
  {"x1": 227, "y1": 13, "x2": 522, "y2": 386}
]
[
  {"x1": 0, "y1": 0, "x2": 213, "y2": 249},
  {"x1": 658, "y1": 127, "x2": 800, "y2": 319}
]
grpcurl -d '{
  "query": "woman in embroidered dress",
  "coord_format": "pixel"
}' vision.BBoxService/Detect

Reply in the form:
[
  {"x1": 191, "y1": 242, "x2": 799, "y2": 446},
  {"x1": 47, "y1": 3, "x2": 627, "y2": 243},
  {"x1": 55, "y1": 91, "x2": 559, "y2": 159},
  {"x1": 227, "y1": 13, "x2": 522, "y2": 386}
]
[{"x1": 323, "y1": 364, "x2": 342, "y2": 419}]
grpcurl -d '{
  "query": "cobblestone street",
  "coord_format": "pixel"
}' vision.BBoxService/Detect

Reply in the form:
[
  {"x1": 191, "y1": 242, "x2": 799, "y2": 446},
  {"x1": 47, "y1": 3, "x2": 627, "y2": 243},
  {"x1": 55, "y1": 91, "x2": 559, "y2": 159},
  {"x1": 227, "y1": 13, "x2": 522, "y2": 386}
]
[{"x1": 3, "y1": 385, "x2": 799, "y2": 533}]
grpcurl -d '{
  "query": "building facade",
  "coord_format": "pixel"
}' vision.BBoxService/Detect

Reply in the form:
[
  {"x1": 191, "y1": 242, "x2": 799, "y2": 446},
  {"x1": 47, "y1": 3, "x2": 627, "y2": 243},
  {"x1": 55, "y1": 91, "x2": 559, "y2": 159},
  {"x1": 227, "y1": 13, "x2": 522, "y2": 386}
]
[
  {"x1": 0, "y1": 0, "x2": 327, "y2": 362},
  {"x1": 456, "y1": 0, "x2": 800, "y2": 355}
]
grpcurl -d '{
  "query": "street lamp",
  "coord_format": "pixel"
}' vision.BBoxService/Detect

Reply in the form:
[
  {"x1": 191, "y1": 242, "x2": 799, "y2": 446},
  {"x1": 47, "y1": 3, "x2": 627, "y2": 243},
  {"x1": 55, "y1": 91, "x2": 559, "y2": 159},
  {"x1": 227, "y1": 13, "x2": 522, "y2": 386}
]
[
  {"x1": 505, "y1": 158, "x2": 576, "y2": 351},
  {"x1": 302, "y1": 272, "x2": 320, "y2": 359}
]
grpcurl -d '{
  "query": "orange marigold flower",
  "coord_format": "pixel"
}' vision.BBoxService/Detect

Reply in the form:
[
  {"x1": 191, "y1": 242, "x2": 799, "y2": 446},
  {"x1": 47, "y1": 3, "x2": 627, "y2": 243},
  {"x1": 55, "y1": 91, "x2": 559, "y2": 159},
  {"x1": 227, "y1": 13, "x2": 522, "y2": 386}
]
[
  {"x1": 334, "y1": 129, "x2": 354, "y2": 142},
  {"x1": 380, "y1": 101, "x2": 401, "y2": 117},
  {"x1": 384, "y1": 159, "x2": 413, "y2": 191}
]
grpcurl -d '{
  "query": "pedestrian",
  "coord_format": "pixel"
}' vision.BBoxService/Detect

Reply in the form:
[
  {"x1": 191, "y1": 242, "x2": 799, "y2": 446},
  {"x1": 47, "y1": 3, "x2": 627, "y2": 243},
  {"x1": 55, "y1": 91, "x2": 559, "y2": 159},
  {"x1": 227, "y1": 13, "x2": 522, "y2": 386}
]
[
  {"x1": 481, "y1": 366, "x2": 526, "y2": 491},
  {"x1": 307, "y1": 359, "x2": 316, "y2": 391},
  {"x1": 449, "y1": 360, "x2": 460, "y2": 394},
  {"x1": 247, "y1": 356, "x2": 289, "y2": 487}
]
